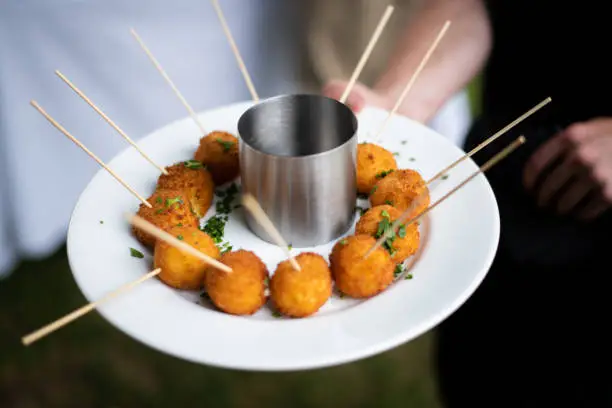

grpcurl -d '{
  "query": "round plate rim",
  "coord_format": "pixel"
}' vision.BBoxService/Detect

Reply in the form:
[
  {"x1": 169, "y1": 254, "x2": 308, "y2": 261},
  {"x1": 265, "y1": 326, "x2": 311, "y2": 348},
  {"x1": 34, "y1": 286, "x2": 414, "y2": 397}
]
[{"x1": 66, "y1": 100, "x2": 500, "y2": 371}]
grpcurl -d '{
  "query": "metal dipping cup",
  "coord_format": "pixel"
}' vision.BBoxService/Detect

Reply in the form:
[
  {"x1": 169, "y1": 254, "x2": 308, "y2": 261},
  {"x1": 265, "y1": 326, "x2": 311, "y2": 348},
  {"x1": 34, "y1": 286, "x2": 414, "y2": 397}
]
[{"x1": 238, "y1": 94, "x2": 358, "y2": 248}]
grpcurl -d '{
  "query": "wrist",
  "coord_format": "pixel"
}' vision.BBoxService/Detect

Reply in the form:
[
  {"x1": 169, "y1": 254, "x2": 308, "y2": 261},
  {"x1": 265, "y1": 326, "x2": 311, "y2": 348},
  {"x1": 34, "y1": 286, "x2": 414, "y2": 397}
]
[{"x1": 373, "y1": 81, "x2": 440, "y2": 123}]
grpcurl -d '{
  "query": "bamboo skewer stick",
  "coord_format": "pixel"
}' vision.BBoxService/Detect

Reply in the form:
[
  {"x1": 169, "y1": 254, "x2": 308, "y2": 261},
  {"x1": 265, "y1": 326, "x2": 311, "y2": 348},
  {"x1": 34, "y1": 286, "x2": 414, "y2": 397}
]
[
  {"x1": 128, "y1": 214, "x2": 233, "y2": 273},
  {"x1": 241, "y1": 194, "x2": 301, "y2": 271},
  {"x1": 425, "y1": 97, "x2": 551, "y2": 184},
  {"x1": 31, "y1": 100, "x2": 152, "y2": 207},
  {"x1": 55, "y1": 70, "x2": 168, "y2": 175},
  {"x1": 339, "y1": 5, "x2": 395, "y2": 104},
  {"x1": 372, "y1": 20, "x2": 451, "y2": 142},
  {"x1": 22, "y1": 269, "x2": 162, "y2": 346},
  {"x1": 210, "y1": 0, "x2": 259, "y2": 102},
  {"x1": 365, "y1": 136, "x2": 526, "y2": 258},
  {"x1": 130, "y1": 28, "x2": 207, "y2": 136}
]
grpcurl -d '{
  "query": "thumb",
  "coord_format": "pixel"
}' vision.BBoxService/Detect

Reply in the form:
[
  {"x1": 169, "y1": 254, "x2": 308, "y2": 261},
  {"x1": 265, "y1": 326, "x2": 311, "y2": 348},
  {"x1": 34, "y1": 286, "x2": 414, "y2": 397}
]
[{"x1": 322, "y1": 80, "x2": 367, "y2": 113}]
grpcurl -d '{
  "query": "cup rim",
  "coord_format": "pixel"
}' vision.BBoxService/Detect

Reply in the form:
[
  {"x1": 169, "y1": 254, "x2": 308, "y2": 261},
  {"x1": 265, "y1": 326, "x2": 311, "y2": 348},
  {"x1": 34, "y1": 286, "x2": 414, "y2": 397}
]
[{"x1": 237, "y1": 93, "x2": 358, "y2": 160}]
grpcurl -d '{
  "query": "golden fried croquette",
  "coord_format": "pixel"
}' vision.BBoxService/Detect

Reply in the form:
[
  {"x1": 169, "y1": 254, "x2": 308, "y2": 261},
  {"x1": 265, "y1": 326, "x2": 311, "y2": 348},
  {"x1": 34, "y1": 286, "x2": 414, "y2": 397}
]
[
  {"x1": 356, "y1": 142, "x2": 398, "y2": 195},
  {"x1": 369, "y1": 169, "x2": 430, "y2": 218},
  {"x1": 133, "y1": 189, "x2": 199, "y2": 247},
  {"x1": 153, "y1": 226, "x2": 220, "y2": 290},
  {"x1": 205, "y1": 249, "x2": 268, "y2": 315},
  {"x1": 355, "y1": 204, "x2": 420, "y2": 263},
  {"x1": 156, "y1": 161, "x2": 214, "y2": 218},
  {"x1": 270, "y1": 252, "x2": 332, "y2": 318},
  {"x1": 330, "y1": 235, "x2": 395, "y2": 298},
  {"x1": 194, "y1": 131, "x2": 239, "y2": 185}
]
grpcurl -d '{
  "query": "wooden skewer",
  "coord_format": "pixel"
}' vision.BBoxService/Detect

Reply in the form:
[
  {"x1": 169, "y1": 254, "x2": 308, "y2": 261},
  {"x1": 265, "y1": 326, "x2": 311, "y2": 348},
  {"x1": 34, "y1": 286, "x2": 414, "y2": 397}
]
[
  {"x1": 128, "y1": 214, "x2": 233, "y2": 273},
  {"x1": 339, "y1": 5, "x2": 395, "y2": 104},
  {"x1": 425, "y1": 97, "x2": 551, "y2": 184},
  {"x1": 372, "y1": 20, "x2": 451, "y2": 142},
  {"x1": 31, "y1": 100, "x2": 152, "y2": 207},
  {"x1": 130, "y1": 28, "x2": 207, "y2": 136},
  {"x1": 55, "y1": 70, "x2": 168, "y2": 175},
  {"x1": 365, "y1": 136, "x2": 526, "y2": 258},
  {"x1": 210, "y1": 0, "x2": 259, "y2": 102},
  {"x1": 241, "y1": 193, "x2": 301, "y2": 271},
  {"x1": 22, "y1": 268, "x2": 162, "y2": 346}
]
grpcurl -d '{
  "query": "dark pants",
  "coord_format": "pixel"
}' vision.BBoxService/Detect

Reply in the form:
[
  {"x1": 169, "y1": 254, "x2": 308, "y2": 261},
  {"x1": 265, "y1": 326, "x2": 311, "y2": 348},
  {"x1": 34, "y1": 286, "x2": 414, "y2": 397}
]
[{"x1": 435, "y1": 121, "x2": 612, "y2": 407}]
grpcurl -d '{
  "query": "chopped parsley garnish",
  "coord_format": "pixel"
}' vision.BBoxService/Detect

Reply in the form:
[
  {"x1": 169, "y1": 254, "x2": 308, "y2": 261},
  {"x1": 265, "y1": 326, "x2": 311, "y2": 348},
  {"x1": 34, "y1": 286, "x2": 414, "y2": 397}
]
[
  {"x1": 340, "y1": 239, "x2": 348, "y2": 245},
  {"x1": 405, "y1": 274, "x2": 413, "y2": 280},
  {"x1": 397, "y1": 225, "x2": 407, "y2": 238},
  {"x1": 288, "y1": 244, "x2": 293, "y2": 250},
  {"x1": 184, "y1": 160, "x2": 203, "y2": 169},
  {"x1": 219, "y1": 241, "x2": 232, "y2": 254},
  {"x1": 441, "y1": 174, "x2": 449, "y2": 180},
  {"x1": 202, "y1": 183, "x2": 240, "y2": 253},
  {"x1": 385, "y1": 200, "x2": 394, "y2": 206},
  {"x1": 216, "y1": 138, "x2": 235, "y2": 152},
  {"x1": 374, "y1": 210, "x2": 404, "y2": 256},
  {"x1": 375, "y1": 169, "x2": 394, "y2": 179},
  {"x1": 338, "y1": 292, "x2": 345, "y2": 299},
  {"x1": 155, "y1": 209, "x2": 164, "y2": 214},
  {"x1": 393, "y1": 152, "x2": 400, "y2": 157},
  {"x1": 130, "y1": 248, "x2": 144, "y2": 258},
  {"x1": 215, "y1": 183, "x2": 239, "y2": 214},
  {"x1": 177, "y1": 235, "x2": 184, "y2": 241},
  {"x1": 401, "y1": 140, "x2": 407, "y2": 145},
  {"x1": 264, "y1": 276, "x2": 270, "y2": 286},
  {"x1": 202, "y1": 215, "x2": 227, "y2": 244},
  {"x1": 176, "y1": 223, "x2": 183, "y2": 227},
  {"x1": 394, "y1": 263, "x2": 405, "y2": 278},
  {"x1": 99, "y1": 220, "x2": 104, "y2": 224},
  {"x1": 165, "y1": 197, "x2": 183, "y2": 208},
  {"x1": 272, "y1": 310, "x2": 282, "y2": 318},
  {"x1": 370, "y1": 186, "x2": 378, "y2": 195},
  {"x1": 355, "y1": 206, "x2": 367, "y2": 216},
  {"x1": 155, "y1": 196, "x2": 163, "y2": 204}
]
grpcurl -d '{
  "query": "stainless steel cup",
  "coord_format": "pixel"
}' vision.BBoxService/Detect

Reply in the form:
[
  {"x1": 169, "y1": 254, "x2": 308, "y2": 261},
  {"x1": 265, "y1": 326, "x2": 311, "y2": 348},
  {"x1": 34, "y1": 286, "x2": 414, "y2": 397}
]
[{"x1": 238, "y1": 94, "x2": 358, "y2": 247}]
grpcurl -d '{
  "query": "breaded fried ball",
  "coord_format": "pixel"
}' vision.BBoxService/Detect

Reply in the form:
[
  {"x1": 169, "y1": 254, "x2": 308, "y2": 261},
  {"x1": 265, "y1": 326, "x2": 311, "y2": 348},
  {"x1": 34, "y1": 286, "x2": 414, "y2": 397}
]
[
  {"x1": 330, "y1": 235, "x2": 395, "y2": 298},
  {"x1": 194, "y1": 131, "x2": 239, "y2": 185},
  {"x1": 133, "y1": 189, "x2": 199, "y2": 247},
  {"x1": 355, "y1": 204, "x2": 420, "y2": 263},
  {"x1": 205, "y1": 249, "x2": 268, "y2": 315},
  {"x1": 156, "y1": 161, "x2": 214, "y2": 218},
  {"x1": 369, "y1": 169, "x2": 430, "y2": 218},
  {"x1": 356, "y1": 142, "x2": 397, "y2": 195},
  {"x1": 153, "y1": 226, "x2": 220, "y2": 290},
  {"x1": 270, "y1": 252, "x2": 332, "y2": 318}
]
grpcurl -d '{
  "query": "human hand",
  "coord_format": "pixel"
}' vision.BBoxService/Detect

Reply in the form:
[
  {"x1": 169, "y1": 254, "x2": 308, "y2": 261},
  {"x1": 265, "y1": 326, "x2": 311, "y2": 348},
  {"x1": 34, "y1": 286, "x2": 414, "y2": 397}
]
[
  {"x1": 523, "y1": 118, "x2": 612, "y2": 220},
  {"x1": 322, "y1": 79, "x2": 392, "y2": 114}
]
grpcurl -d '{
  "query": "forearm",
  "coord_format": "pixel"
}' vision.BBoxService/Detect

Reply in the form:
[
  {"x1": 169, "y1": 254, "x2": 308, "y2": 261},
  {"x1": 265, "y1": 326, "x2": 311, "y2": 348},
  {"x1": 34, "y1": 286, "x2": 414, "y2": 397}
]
[{"x1": 374, "y1": 0, "x2": 492, "y2": 123}]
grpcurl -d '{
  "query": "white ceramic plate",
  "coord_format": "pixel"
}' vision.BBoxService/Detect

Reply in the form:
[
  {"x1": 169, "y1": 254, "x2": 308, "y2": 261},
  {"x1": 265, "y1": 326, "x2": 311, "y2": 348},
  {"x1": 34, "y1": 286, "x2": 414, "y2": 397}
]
[{"x1": 67, "y1": 100, "x2": 499, "y2": 371}]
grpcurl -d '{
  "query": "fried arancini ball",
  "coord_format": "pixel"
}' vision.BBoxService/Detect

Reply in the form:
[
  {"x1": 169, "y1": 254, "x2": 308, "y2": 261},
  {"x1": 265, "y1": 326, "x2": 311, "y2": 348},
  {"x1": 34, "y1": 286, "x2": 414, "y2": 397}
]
[
  {"x1": 133, "y1": 189, "x2": 199, "y2": 247},
  {"x1": 194, "y1": 131, "x2": 239, "y2": 185},
  {"x1": 369, "y1": 169, "x2": 430, "y2": 218},
  {"x1": 156, "y1": 161, "x2": 214, "y2": 218},
  {"x1": 355, "y1": 204, "x2": 420, "y2": 263},
  {"x1": 270, "y1": 252, "x2": 332, "y2": 318},
  {"x1": 356, "y1": 142, "x2": 398, "y2": 195},
  {"x1": 330, "y1": 235, "x2": 395, "y2": 298},
  {"x1": 205, "y1": 249, "x2": 268, "y2": 315},
  {"x1": 153, "y1": 226, "x2": 220, "y2": 290}
]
